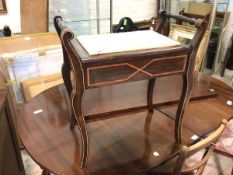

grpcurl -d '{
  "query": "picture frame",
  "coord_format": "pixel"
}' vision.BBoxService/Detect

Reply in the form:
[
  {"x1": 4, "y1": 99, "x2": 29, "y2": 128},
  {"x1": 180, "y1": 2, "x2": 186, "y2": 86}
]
[
  {"x1": 169, "y1": 24, "x2": 196, "y2": 44},
  {"x1": 20, "y1": 73, "x2": 63, "y2": 102},
  {"x1": 169, "y1": 24, "x2": 209, "y2": 71},
  {"x1": 0, "y1": 0, "x2": 7, "y2": 14}
]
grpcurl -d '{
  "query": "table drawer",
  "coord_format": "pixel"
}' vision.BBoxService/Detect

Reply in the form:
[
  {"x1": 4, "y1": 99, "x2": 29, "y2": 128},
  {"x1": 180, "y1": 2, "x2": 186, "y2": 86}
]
[{"x1": 86, "y1": 55, "x2": 187, "y2": 88}]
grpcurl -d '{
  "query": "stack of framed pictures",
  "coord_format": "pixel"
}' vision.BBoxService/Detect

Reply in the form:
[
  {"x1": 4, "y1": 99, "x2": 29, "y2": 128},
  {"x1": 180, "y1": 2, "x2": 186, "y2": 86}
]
[
  {"x1": 1, "y1": 47, "x2": 63, "y2": 105},
  {"x1": 0, "y1": 33, "x2": 63, "y2": 121}
]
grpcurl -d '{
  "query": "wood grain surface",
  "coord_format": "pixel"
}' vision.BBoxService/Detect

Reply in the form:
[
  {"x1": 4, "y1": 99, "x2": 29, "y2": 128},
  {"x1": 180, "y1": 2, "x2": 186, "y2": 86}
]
[{"x1": 17, "y1": 73, "x2": 233, "y2": 175}]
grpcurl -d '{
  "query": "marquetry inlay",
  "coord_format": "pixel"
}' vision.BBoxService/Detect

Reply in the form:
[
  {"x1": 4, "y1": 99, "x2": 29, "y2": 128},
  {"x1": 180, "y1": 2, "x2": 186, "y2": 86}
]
[{"x1": 87, "y1": 55, "x2": 187, "y2": 87}]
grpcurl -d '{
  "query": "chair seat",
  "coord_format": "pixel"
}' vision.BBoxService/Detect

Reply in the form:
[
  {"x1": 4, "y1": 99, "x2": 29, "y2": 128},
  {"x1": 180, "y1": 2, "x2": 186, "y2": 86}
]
[{"x1": 215, "y1": 118, "x2": 233, "y2": 157}]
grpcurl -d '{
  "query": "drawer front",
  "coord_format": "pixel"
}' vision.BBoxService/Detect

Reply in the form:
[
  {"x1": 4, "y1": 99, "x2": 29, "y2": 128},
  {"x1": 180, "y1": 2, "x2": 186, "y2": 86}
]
[{"x1": 86, "y1": 55, "x2": 187, "y2": 88}]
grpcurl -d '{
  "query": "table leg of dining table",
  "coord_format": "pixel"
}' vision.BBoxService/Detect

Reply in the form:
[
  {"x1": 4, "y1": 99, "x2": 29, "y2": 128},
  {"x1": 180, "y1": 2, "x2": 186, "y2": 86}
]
[{"x1": 147, "y1": 78, "x2": 156, "y2": 112}]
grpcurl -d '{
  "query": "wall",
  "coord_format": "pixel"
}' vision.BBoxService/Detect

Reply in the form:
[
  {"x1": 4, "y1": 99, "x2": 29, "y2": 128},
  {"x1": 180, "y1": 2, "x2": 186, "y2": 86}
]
[
  {"x1": 113, "y1": 0, "x2": 157, "y2": 24},
  {"x1": 0, "y1": 0, "x2": 157, "y2": 34},
  {"x1": 0, "y1": 0, "x2": 21, "y2": 33},
  {"x1": 228, "y1": 0, "x2": 233, "y2": 10},
  {"x1": 21, "y1": 0, "x2": 47, "y2": 34},
  {"x1": 217, "y1": 2, "x2": 233, "y2": 64},
  {"x1": 48, "y1": 0, "x2": 157, "y2": 35}
]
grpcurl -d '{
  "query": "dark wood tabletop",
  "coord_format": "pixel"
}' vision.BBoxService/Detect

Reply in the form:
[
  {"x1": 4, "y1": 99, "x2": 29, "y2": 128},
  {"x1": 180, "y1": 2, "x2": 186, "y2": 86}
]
[
  {"x1": 159, "y1": 75, "x2": 233, "y2": 137},
  {"x1": 17, "y1": 73, "x2": 233, "y2": 175}
]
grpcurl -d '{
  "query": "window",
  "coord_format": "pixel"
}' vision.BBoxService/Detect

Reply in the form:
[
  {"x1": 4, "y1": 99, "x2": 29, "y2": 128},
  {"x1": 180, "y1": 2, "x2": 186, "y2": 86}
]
[{"x1": 49, "y1": 0, "x2": 111, "y2": 35}]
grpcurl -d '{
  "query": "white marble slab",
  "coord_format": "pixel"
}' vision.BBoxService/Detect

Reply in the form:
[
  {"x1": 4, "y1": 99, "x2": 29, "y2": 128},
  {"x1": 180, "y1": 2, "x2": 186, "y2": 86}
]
[{"x1": 77, "y1": 30, "x2": 180, "y2": 55}]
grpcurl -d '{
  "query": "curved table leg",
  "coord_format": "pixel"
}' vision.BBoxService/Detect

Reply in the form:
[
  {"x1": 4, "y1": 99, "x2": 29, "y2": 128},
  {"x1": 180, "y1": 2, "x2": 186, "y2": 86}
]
[
  {"x1": 143, "y1": 112, "x2": 153, "y2": 161},
  {"x1": 62, "y1": 62, "x2": 77, "y2": 129},
  {"x1": 175, "y1": 72, "x2": 194, "y2": 144},
  {"x1": 77, "y1": 118, "x2": 88, "y2": 168},
  {"x1": 70, "y1": 113, "x2": 77, "y2": 130},
  {"x1": 72, "y1": 92, "x2": 88, "y2": 168},
  {"x1": 147, "y1": 79, "x2": 156, "y2": 112}
]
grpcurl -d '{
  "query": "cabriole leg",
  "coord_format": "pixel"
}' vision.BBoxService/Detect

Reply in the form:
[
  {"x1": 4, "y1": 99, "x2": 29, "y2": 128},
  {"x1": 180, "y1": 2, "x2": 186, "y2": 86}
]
[
  {"x1": 72, "y1": 92, "x2": 88, "y2": 168},
  {"x1": 175, "y1": 72, "x2": 194, "y2": 143},
  {"x1": 147, "y1": 78, "x2": 156, "y2": 112}
]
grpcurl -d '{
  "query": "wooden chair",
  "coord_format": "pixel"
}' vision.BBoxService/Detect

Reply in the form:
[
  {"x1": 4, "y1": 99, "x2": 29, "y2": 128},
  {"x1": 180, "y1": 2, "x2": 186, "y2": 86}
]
[{"x1": 147, "y1": 119, "x2": 227, "y2": 175}]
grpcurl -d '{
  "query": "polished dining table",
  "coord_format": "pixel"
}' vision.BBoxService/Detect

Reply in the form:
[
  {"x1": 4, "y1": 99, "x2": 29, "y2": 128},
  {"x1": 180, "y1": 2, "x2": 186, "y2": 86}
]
[{"x1": 17, "y1": 72, "x2": 233, "y2": 175}]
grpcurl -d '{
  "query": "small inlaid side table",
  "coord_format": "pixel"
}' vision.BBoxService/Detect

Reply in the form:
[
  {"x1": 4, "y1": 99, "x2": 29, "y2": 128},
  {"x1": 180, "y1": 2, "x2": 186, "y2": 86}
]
[{"x1": 54, "y1": 13, "x2": 207, "y2": 167}]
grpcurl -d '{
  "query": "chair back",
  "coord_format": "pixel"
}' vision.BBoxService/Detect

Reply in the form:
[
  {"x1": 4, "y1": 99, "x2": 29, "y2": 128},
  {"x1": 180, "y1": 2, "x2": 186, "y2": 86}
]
[{"x1": 173, "y1": 119, "x2": 227, "y2": 175}]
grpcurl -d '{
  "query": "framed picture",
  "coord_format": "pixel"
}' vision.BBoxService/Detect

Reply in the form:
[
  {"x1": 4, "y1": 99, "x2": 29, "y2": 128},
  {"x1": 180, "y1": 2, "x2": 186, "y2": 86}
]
[
  {"x1": 169, "y1": 24, "x2": 196, "y2": 44},
  {"x1": 169, "y1": 24, "x2": 209, "y2": 71},
  {"x1": 0, "y1": 0, "x2": 7, "y2": 13},
  {"x1": 20, "y1": 73, "x2": 63, "y2": 102}
]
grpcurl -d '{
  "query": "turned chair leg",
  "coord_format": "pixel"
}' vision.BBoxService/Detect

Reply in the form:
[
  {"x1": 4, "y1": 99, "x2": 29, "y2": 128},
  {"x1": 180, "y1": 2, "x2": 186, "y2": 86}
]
[{"x1": 147, "y1": 78, "x2": 156, "y2": 112}]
